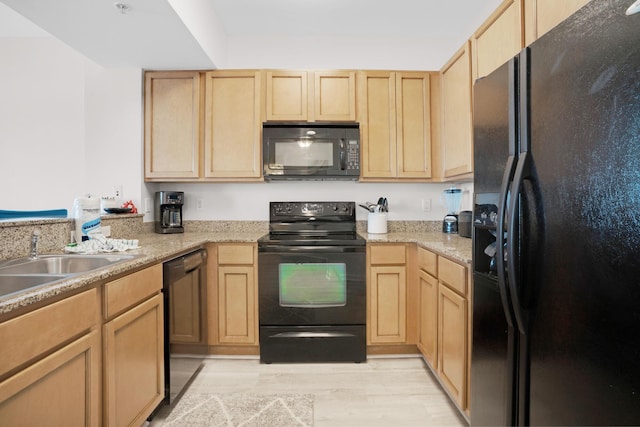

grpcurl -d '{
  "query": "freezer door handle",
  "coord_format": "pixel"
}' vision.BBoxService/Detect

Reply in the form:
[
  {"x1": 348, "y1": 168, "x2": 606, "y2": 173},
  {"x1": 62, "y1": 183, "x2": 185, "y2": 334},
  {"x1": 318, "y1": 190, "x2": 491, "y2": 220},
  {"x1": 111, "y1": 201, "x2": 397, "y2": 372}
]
[{"x1": 497, "y1": 154, "x2": 517, "y2": 328}]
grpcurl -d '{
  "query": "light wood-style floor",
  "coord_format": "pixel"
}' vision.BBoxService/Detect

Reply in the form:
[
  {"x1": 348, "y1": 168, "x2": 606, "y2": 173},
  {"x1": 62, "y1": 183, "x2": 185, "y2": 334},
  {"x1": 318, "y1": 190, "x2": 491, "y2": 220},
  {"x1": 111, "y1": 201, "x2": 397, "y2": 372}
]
[{"x1": 149, "y1": 355, "x2": 467, "y2": 427}]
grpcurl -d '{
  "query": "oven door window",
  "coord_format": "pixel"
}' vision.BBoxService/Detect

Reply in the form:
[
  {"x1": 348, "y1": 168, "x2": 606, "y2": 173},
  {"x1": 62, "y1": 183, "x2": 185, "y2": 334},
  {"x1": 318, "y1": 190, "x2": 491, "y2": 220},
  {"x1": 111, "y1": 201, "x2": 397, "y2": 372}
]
[{"x1": 279, "y1": 263, "x2": 346, "y2": 308}]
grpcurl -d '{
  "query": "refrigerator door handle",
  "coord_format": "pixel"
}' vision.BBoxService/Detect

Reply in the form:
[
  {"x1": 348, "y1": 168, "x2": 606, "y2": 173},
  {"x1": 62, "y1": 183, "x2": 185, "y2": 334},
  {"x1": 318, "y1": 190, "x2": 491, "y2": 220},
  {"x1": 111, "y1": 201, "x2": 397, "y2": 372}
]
[{"x1": 507, "y1": 150, "x2": 530, "y2": 335}]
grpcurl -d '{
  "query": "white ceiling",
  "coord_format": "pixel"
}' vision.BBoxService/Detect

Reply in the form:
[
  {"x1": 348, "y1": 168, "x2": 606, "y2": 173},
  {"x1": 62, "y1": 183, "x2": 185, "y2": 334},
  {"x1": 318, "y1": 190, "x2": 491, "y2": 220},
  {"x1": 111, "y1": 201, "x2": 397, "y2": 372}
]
[{"x1": 0, "y1": 0, "x2": 503, "y2": 70}]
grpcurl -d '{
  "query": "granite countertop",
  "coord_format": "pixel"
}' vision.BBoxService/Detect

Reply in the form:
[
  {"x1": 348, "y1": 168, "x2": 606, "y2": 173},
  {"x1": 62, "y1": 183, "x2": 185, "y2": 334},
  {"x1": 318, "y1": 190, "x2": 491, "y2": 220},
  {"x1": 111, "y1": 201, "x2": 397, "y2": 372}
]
[
  {"x1": 0, "y1": 230, "x2": 471, "y2": 316},
  {"x1": 363, "y1": 231, "x2": 472, "y2": 265}
]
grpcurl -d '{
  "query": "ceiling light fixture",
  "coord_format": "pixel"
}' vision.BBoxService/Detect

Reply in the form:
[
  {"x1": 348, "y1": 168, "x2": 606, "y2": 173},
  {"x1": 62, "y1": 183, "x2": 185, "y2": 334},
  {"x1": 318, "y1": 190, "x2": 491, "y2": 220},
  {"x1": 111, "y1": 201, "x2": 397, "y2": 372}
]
[{"x1": 114, "y1": 2, "x2": 130, "y2": 14}]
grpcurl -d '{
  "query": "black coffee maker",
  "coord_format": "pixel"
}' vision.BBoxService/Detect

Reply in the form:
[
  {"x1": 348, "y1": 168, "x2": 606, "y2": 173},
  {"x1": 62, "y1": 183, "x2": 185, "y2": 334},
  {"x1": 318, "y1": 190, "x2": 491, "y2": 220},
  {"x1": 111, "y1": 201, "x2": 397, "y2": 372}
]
[{"x1": 155, "y1": 191, "x2": 184, "y2": 234}]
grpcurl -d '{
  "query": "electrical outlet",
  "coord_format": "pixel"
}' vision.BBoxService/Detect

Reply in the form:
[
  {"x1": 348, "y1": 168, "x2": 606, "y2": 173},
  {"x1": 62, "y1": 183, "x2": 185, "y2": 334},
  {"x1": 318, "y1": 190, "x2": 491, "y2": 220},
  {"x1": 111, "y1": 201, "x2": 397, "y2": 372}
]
[
  {"x1": 144, "y1": 198, "x2": 151, "y2": 213},
  {"x1": 196, "y1": 198, "x2": 203, "y2": 210},
  {"x1": 421, "y1": 199, "x2": 432, "y2": 212},
  {"x1": 114, "y1": 184, "x2": 123, "y2": 199}
]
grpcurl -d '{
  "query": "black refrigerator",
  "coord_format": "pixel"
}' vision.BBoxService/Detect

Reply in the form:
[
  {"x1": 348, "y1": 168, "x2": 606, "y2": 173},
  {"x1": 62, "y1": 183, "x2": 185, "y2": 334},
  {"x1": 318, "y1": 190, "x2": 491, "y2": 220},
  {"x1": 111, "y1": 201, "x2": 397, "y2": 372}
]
[{"x1": 471, "y1": 0, "x2": 640, "y2": 425}]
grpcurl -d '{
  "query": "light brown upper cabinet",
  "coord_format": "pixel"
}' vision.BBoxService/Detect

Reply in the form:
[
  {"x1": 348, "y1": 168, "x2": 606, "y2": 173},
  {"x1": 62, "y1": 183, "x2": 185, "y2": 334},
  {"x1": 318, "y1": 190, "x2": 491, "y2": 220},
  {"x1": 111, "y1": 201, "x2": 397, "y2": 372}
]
[
  {"x1": 440, "y1": 42, "x2": 474, "y2": 179},
  {"x1": 524, "y1": 0, "x2": 591, "y2": 45},
  {"x1": 358, "y1": 71, "x2": 433, "y2": 180},
  {"x1": 145, "y1": 70, "x2": 263, "y2": 181},
  {"x1": 144, "y1": 71, "x2": 203, "y2": 180},
  {"x1": 265, "y1": 70, "x2": 357, "y2": 122},
  {"x1": 203, "y1": 70, "x2": 263, "y2": 180},
  {"x1": 472, "y1": 0, "x2": 524, "y2": 81}
]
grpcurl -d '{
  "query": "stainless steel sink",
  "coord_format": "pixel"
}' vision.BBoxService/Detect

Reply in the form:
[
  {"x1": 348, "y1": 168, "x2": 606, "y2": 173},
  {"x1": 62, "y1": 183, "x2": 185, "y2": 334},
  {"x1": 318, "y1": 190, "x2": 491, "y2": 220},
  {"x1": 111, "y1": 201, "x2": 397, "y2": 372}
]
[
  {"x1": 0, "y1": 254, "x2": 140, "y2": 298},
  {"x1": 0, "y1": 254, "x2": 138, "y2": 275},
  {"x1": 0, "y1": 274, "x2": 68, "y2": 298}
]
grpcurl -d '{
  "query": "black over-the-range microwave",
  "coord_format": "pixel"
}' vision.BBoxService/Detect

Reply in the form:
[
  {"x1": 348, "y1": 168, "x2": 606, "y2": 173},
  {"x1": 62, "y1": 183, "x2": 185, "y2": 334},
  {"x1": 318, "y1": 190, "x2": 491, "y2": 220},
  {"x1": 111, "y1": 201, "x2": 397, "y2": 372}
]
[{"x1": 262, "y1": 122, "x2": 360, "y2": 180}]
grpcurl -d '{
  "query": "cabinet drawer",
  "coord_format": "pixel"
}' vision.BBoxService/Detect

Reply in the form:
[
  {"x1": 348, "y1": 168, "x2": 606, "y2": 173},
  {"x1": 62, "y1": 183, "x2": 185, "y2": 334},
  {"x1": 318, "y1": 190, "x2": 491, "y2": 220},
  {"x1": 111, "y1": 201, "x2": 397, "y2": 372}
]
[
  {"x1": 418, "y1": 247, "x2": 437, "y2": 276},
  {"x1": 438, "y1": 257, "x2": 467, "y2": 296},
  {"x1": 369, "y1": 244, "x2": 406, "y2": 265},
  {"x1": 104, "y1": 264, "x2": 162, "y2": 319},
  {"x1": 217, "y1": 244, "x2": 255, "y2": 265},
  {"x1": 0, "y1": 288, "x2": 98, "y2": 378}
]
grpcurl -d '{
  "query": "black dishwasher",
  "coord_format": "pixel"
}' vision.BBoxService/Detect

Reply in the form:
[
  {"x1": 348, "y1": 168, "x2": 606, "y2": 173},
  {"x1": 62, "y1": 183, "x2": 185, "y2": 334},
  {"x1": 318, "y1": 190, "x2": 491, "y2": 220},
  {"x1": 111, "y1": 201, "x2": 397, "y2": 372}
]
[{"x1": 162, "y1": 249, "x2": 207, "y2": 404}]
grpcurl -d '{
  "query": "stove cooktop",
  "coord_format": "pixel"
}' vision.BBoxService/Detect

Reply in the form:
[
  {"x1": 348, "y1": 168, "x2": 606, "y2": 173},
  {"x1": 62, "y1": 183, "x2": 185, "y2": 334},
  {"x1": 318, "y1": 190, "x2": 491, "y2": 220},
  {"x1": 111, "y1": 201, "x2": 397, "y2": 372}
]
[{"x1": 261, "y1": 201, "x2": 363, "y2": 247}]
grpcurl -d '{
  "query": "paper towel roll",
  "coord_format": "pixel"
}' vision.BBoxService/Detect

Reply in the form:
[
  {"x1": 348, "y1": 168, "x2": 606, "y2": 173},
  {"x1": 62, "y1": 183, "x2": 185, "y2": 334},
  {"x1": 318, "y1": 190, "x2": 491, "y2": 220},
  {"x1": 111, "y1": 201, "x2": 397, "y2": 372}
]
[{"x1": 73, "y1": 195, "x2": 101, "y2": 242}]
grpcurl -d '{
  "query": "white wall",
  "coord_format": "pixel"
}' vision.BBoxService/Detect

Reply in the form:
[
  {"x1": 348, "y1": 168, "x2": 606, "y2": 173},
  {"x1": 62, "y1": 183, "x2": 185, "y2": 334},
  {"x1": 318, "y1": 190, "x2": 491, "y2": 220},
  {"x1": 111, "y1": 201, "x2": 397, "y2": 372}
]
[
  {"x1": 147, "y1": 181, "x2": 473, "y2": 222},
  {"x1": 222, "y1": 36, "x2": 456, "y2": 70},
  {"x1": 0, "y1": 37, "x2": 145, "y2": 215},
  {"x1": 83, "y1": 64, "x2": 147, "y2": 210},
  {"x1": 0, "y1": 38, "x2": 87, "y2": 212},
  {"x1": 0, "y1": 36, "x2": 474, "y2": 223}
]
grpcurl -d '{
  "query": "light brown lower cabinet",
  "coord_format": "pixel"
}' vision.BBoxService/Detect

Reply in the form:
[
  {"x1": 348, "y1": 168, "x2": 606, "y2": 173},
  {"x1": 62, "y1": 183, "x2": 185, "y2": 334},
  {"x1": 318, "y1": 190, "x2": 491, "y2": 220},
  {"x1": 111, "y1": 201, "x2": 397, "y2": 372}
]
[
  {"x1": 417, "y1": 246, "x2": 470, "y2": 414},
  {"x1": 367, "y1": 244, "x2": 408, "y2": 345},
  {"x1": 0, "y1": 264, "x2": 165, "y2": 427},
  {"x1": 418, "y1": 269, "x2": 438, "y2": 367},
  {"x1": 0, "y1": 330, "x2": 101, "y2": 426},
  {"x1": 209, "y1": 244, "x2": 259, "y2": 347},
  {"x1": 103, "y1": 265, "x2": 165, "y2": 427},
  {"x1": 0, "y1": 288, "x2": 100, "y2": 425},
  {"x1": 437, "y1": 282, "x2": 467, "y2": 409}
]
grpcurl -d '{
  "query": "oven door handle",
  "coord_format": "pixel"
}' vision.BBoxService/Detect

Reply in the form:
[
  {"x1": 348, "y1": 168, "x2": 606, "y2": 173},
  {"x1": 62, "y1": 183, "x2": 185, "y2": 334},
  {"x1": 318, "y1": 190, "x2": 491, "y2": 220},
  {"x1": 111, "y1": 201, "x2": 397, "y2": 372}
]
[
  {"x1": 259, "y1": 245, "x2": 365, "y2": 253},
  {"x1": 271, "y1": 331, "x2": 357, "y2": 338}
]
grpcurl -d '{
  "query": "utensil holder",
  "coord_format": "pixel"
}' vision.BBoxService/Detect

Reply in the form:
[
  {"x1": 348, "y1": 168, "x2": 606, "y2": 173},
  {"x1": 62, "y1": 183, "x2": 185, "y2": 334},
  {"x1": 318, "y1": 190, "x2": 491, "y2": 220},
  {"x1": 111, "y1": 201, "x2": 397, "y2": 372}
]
[{"x1": 367, "y1": 212, "x2": 388, "y2": 234}]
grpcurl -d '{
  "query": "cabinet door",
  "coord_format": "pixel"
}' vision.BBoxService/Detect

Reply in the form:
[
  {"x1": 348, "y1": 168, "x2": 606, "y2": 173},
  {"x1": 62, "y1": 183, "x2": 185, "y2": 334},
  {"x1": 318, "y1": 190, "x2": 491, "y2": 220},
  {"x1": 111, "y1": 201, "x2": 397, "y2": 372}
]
[
  {"x1": 265, "y1": 70, "x2": 308, "y2": 121},
  {"x1": 524, "y1": 0, "x2": 591, "y2": 45},
  {"x1": 472, "y1": 0, "x2": 524, "y2": 80},
  {"x1": 441, "y1": 42, "x2": 473, "y2": 178},
  {"x1": 396, "y1": 72, "x2": 432, "y2": 178},
  {"x1": 103, "y1": 294, "x2": 164, "y2": 427},
  {"x1": 169, "y1": 268, "x2": 203, "y2": 344},
  {"x1": 0, "y1": 288, "x2": 97, "y2": 378},
  {"x1": 314, "y1": 71, "x2": 357, "y2": 121},
  {"x1": 358, "y1": 71, "x2": 397, "y2": 178},
  {"x1": 418, "y1": 270, "x2": 438, "y2": 368},
  {"x1": 0, "y1": 331, "x2": 100, "y2": 426},
  {"x1": 204, "y1": 70, "x2": 262, "y2": 179},
  {"x1": 217, "y1": 265, "x2": 257, "y2": 345},
  {"x1": 368, "y1": 266, "x2": 407, "y2": 344},
  {"x1": 144, "y1": 71, "x2": 202, "y2": 180},
  {"x1": 438, "y1": 284, "x2": 467, "y2": 410}
]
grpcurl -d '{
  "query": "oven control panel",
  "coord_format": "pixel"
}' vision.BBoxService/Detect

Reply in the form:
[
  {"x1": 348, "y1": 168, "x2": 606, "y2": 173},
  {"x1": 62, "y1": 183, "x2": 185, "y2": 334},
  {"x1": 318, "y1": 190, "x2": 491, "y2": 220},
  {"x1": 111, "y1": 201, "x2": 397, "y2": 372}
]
[{"x1": 270, "y1": 202, "x2": 354, "y2": 217}]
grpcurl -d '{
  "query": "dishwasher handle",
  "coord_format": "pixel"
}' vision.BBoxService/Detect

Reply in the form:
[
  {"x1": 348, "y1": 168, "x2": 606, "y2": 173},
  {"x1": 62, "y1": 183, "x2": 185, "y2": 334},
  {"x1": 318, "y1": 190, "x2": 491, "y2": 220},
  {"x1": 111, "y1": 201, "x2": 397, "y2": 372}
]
[{"x1": 183, "y1": 250, "x2": 206, "y2": 273}]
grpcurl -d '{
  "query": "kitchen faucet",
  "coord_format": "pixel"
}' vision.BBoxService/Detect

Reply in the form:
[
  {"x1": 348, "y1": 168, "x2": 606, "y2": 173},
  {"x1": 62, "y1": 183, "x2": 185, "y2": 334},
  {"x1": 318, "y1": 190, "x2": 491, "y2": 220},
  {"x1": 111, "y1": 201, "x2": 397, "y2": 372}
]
[{"x1": 30, "y1": 229, "x2": 41, "y2": 259}]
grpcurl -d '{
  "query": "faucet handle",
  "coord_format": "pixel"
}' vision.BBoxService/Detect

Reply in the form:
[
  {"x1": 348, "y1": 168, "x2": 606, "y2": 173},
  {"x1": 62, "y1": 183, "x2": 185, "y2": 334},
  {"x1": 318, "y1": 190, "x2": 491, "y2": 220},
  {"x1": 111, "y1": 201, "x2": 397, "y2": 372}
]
[{"x1": 30, "y1": 229, "x2": 41, "y2": 259}]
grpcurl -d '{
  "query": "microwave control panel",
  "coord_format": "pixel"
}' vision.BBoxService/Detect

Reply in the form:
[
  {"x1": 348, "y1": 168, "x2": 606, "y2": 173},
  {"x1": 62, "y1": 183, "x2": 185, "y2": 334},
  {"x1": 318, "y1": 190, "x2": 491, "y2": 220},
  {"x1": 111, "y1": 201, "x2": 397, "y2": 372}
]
[{"x1": 346, "y1": 139, "x2": 360, "y2": 170}]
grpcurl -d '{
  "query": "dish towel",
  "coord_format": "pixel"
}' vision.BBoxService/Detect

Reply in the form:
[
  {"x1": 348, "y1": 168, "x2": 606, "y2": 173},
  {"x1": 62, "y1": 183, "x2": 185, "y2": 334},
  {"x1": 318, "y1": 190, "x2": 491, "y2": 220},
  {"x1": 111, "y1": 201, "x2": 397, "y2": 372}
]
[{"x1": 64, "y1": 233, "x2": 139, "y2": 254}]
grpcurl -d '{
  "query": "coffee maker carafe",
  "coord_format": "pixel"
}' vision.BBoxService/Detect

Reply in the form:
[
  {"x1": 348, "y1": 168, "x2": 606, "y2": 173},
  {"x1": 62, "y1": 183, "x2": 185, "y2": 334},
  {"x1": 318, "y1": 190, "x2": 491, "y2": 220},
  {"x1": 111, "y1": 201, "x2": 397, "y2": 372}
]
[
  {"x1": 155, "y1": 191, "x2": 184, "y2": 234},
  {"x1": 442, "y1": 187, "x2": 462, "y2": 234}
]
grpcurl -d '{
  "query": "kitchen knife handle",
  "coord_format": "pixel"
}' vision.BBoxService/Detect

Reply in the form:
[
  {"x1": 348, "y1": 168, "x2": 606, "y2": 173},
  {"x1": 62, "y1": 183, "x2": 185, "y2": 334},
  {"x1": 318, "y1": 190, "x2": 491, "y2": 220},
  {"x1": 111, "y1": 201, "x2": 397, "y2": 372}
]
[{"x1": 507, "y1": 151, "x2": 530, "y2": 335}]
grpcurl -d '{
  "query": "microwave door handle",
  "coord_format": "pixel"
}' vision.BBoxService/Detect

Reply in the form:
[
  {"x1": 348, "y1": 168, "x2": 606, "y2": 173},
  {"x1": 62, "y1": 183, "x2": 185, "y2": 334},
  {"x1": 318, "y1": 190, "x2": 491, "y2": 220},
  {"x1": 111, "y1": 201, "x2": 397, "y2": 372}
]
[{"x1": 339, "y1": 139, "x2": 346, "y2": 170}]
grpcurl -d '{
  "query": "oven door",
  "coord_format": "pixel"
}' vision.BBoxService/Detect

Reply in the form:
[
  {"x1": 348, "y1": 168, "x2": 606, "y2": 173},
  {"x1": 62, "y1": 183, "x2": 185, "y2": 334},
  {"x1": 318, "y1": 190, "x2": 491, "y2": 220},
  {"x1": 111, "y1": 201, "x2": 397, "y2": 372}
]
[{"x1": 258, "y1": 245, "x2": 366, "y2": 326}]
